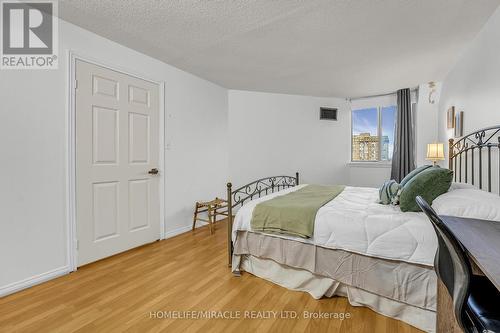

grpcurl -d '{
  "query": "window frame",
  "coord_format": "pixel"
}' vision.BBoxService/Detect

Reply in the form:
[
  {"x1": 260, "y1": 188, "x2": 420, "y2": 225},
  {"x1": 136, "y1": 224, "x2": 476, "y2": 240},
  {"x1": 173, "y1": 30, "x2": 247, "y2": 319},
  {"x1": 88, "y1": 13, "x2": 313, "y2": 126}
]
[{"x1": 350, "y1": 105, "x2": 396, "y2": 164}]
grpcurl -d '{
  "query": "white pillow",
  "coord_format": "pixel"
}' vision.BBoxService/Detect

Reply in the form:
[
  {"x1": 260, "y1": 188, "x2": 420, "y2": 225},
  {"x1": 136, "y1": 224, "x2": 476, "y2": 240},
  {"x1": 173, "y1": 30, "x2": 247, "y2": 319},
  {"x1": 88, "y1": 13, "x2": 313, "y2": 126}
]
[
  {"x1": 432, "y1": 189, "x2": 500, "y2": 221},
  {"x1": 448, "y1": 182, "x2": 475, "y2": 192}
]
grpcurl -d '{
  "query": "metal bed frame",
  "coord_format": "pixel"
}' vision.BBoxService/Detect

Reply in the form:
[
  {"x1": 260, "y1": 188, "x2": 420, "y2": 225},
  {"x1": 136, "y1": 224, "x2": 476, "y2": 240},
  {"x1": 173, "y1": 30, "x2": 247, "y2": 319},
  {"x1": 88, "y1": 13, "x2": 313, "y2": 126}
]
[
  {"x1": 449, "y1": 125, "x2": 500, "y2": 193},
  {"x1": 225, "y1": 173, "x2": 299, "y2": 266}
]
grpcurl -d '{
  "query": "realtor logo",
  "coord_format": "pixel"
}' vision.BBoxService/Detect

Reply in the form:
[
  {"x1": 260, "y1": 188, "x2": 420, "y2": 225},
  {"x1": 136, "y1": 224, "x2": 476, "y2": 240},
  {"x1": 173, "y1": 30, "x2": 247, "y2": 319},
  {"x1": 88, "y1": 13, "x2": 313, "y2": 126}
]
[{"x1": 1, "y1": 0, "x2": 58, "y2": 69}]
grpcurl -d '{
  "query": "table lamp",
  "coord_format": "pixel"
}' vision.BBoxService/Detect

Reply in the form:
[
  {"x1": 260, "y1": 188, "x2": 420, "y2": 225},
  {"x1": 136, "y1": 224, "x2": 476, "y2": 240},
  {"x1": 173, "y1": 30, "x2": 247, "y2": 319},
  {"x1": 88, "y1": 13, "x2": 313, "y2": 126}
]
[{"x1": 426, "y1": 143, "x2": 445, "y2": 166}]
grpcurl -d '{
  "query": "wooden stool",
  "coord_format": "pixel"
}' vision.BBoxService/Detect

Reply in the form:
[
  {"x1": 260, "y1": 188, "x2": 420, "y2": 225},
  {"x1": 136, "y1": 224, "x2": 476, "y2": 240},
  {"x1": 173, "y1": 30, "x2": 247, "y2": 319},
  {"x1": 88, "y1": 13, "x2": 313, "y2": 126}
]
[{"x1": 192, "y1": 198, "x2": 228, "y2": 234}]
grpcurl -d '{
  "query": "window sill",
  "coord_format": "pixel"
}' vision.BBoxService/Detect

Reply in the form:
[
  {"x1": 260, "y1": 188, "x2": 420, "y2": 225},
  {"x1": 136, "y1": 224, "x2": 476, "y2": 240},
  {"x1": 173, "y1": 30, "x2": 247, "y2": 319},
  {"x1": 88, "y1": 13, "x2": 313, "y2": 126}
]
[{"x1": 347, "y1": 162, "x2": 392, "y2": 168}]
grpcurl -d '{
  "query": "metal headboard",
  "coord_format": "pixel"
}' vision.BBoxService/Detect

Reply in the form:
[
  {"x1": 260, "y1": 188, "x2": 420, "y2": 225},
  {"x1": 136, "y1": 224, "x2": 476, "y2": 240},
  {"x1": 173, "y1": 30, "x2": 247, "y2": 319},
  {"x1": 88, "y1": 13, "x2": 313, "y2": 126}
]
[
  {"x1": 226, "y1": 172, "x2": 299, "y2": 266},
  {"x1": 449, "y1": 125, "x2": 500, "y2": 193}
]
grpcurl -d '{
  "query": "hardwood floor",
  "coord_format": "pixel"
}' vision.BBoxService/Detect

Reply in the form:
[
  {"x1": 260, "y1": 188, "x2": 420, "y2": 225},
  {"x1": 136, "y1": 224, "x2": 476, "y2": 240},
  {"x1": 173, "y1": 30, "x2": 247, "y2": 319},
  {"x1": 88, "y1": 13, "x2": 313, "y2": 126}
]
[{"x1": 0, "y1": 221, "x2": 423, "y2": 333}]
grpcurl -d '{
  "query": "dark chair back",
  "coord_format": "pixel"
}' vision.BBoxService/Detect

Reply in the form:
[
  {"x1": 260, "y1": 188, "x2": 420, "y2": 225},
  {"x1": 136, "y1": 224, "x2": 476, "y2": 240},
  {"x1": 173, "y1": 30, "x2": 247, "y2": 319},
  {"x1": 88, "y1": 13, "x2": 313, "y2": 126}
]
[{"x1": 416, "y1": 196, "x2": 472, "y2": 332}]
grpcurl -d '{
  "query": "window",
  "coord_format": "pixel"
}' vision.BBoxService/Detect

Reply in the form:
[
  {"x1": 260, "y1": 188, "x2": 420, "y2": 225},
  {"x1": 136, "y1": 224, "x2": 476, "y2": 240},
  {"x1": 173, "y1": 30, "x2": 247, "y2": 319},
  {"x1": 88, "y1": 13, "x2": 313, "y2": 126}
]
[{"x1": 351, "y1": 105, "x2": 396, "y2": 162}]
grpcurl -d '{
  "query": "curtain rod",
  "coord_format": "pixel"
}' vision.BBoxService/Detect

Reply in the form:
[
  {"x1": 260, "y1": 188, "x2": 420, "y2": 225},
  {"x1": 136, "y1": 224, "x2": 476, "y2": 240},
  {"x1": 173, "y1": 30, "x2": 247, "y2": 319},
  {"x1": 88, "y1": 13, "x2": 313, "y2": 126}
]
[{"x1": 347, "y1": 87, "x2": 418, "y2": 102}]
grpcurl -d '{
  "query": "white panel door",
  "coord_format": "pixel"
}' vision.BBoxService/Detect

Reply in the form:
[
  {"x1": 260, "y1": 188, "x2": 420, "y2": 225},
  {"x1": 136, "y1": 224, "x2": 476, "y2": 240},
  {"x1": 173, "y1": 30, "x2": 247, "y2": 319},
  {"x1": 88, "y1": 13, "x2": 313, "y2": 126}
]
[{"x1": 76, "y1": 60, "x2": 160, "y2": 266}]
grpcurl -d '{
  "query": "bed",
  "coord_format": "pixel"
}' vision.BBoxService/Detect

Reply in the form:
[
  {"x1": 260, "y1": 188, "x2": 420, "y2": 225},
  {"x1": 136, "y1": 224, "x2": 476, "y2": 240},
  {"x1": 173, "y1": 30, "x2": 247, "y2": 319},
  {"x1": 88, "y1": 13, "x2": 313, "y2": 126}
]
[{"x1": 224, "y1": 126, "x2": 500, "y2": 333}]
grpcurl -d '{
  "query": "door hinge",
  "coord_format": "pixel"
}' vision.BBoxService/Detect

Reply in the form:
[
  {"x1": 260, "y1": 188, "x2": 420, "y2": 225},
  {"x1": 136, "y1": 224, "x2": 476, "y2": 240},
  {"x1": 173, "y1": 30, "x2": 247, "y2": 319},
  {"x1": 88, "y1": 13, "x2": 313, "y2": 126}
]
[
  {"x1": 74, "y1": 79, "x2": 78, "y2": 90},
  {"x1": 75, "y1": 239, "x2": 79, "y2": 250}
]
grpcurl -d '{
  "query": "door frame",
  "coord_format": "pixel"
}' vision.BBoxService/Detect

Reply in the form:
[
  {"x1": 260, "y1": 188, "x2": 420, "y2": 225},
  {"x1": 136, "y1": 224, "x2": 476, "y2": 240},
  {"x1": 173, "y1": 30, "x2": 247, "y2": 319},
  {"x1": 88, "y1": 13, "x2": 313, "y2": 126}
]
[{"x1": 66, "y1": 50, "x2": 166, "y2": 271}]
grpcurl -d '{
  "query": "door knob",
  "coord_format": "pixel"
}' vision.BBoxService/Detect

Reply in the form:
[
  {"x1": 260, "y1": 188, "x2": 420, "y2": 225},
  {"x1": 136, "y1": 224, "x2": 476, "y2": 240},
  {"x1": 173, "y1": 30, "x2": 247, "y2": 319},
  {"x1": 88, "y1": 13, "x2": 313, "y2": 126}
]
[{"x1": 148, "y1": 168, "x2": 159, "y2": 175}]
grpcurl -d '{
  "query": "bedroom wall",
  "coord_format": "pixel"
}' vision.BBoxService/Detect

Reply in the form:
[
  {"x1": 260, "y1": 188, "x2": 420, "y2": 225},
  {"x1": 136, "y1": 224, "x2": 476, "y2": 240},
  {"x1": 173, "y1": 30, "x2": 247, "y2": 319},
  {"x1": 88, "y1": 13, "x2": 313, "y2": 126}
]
[
  {"x1": 0, "y1": 19, "x2": 228, "y2": 295},
  {"x1": 415, "y1": 82, "x2": 441, "y2": 167},
  {"x1": 228, "y1": 90, "x2": 350, "y2": 187},
  {"x1": 438, "y1": 6, "x2": 500, "y2": 153},
  {"x1": 438, "y1": 6, "x2": 500, "y2": 193},
  {"x1": 227, "y1": 89, "x2": 438, "y2": 190}
]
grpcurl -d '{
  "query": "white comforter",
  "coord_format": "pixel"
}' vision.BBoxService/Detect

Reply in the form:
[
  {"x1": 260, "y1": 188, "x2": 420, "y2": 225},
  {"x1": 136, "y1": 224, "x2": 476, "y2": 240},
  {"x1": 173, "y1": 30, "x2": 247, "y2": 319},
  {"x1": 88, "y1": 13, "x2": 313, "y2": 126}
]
[{"x1": 232, "y1": 185, "x2": 438, "y2": 266}]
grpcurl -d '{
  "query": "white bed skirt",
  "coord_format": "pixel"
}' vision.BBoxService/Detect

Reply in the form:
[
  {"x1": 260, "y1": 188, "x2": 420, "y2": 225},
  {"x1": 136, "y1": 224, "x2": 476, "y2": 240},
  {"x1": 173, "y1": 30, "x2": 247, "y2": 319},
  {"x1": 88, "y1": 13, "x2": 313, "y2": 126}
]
[{"x1": 240, "y1": 255, "x2": 436, "y2": 333}]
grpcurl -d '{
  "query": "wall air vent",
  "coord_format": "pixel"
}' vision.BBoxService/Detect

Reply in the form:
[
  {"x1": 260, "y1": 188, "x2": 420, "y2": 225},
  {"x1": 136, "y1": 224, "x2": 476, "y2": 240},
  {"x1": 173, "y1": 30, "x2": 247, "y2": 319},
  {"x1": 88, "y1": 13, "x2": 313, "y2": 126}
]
[{"x1": 320, "y1": 107, "x2": 338, "y2": 121}]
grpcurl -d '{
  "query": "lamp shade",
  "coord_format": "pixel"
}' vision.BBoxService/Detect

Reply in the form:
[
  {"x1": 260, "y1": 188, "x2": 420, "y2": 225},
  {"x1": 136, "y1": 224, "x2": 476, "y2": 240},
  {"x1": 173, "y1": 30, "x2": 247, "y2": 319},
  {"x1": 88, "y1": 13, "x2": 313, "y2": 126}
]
[{"x1": 426, "y1": 143, "x2": 445, "y2": 161}]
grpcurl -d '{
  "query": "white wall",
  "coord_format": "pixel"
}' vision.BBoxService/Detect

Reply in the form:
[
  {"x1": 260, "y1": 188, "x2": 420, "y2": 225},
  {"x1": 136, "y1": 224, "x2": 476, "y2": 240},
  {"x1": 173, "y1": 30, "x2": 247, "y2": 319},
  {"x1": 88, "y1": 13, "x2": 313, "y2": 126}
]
[
  {"x1": 416, "y1": 83, "x2": 441, "y2": 167},
  {"x1": 439, "y1": 6, "x2": 500, "y2": 149},
  {"x1": 228, "y1": 91, "x2": 350, "y2": 187},
  {"x1": 227, "y1": 89, "x2": 437, "y2": 190},
  {"x1": 347, "y1": 166, "x2": 391, "y2": 188},
  {"x1": 437, "y1": 6, "x2": 500, "y2": 192},
  {"x1": 0, "y1": 19, "x2": 228, "y2": 295}
]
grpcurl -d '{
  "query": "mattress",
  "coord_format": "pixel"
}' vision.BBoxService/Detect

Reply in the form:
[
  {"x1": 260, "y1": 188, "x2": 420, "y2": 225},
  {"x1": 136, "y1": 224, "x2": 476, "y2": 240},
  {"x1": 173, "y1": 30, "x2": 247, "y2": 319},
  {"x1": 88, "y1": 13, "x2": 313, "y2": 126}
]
[{"x1": 232, "y1": 185, "x2": 438, "y2": 266}]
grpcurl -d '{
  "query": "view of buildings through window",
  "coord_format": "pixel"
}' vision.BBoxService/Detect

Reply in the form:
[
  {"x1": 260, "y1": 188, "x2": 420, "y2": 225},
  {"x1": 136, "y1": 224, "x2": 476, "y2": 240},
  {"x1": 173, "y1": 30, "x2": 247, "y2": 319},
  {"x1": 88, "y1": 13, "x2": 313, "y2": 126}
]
[{"x1": 352, "y1": 106, "x2": 396, "y2": 161}]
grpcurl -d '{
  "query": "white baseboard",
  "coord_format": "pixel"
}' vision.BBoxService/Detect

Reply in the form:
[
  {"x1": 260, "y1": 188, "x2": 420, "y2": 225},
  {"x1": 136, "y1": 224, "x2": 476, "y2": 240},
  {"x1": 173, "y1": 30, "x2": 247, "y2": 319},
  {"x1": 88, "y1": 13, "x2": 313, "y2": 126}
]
[
  {"x1": 0, "y1": 266, "x2": 71, "y2": 298},
  {"x1": 163, "y1": 222, "x2": 208, "y2": 239}
]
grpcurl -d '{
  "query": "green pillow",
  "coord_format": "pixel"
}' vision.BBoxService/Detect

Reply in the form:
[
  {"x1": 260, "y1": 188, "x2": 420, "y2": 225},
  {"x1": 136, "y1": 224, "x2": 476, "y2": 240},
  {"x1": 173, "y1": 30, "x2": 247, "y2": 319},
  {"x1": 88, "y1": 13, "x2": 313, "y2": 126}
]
[
  {"x1": 400, "y1": 165, "x2": 433, "y2": 187},
  {"x1": 399, "y1": 167, "x2": 453, "y2": 212},
  {"x1": 379, "y1": 180, "x2": 400, "y2": 205}
]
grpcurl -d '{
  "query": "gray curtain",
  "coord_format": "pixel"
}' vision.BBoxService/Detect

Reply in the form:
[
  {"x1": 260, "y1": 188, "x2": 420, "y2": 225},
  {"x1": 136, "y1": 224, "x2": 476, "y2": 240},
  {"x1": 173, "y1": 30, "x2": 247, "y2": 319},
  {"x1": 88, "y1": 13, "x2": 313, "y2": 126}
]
[{"x1": 391, "y1": 88, "x2": 415, "y2": 182}]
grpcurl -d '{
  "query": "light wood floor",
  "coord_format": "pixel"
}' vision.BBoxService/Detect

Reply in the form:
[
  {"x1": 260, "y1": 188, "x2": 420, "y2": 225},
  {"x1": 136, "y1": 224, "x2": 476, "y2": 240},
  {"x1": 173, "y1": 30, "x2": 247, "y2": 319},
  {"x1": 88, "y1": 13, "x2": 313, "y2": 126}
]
[{"x1": 0, "y1": 221, "x2": 423, "y2": 333}]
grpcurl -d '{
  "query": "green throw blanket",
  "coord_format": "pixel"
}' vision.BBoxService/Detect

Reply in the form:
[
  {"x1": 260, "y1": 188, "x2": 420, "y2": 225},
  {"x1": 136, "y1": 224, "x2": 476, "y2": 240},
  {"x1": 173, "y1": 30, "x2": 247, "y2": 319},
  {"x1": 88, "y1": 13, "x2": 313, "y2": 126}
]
[{"x1": 250, "y1": 184, "x2": 345, "y2": 238}]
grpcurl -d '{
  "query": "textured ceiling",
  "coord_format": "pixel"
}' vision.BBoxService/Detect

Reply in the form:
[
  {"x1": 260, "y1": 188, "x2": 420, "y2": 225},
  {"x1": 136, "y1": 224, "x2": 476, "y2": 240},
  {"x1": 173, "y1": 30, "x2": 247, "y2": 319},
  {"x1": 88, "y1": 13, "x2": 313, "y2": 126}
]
[{"x1": 59, "y1": 0, "x2": 500, "y2": 97}]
